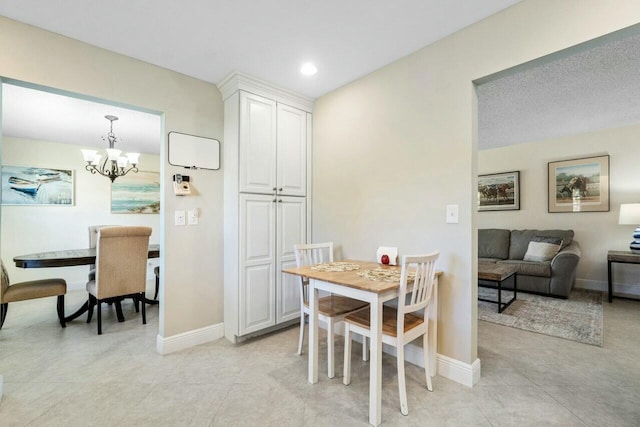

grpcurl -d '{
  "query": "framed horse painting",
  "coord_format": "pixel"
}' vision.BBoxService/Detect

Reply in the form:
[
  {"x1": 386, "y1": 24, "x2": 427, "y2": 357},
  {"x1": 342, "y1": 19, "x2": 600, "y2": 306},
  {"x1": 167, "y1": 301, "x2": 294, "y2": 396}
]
[
  {"x1": 478, "y1": 171, "x2": 520, "y2": 211},
  {"x1": 548, "y1": 155, "x2": 609, "y2": 213}
]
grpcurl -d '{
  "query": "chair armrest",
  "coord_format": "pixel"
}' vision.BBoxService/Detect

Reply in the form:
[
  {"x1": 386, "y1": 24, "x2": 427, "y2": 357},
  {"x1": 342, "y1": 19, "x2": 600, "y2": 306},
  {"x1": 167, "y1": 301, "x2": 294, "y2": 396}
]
[{"x1": 549, "y1": 241, "x2": 581, "y2": 297}]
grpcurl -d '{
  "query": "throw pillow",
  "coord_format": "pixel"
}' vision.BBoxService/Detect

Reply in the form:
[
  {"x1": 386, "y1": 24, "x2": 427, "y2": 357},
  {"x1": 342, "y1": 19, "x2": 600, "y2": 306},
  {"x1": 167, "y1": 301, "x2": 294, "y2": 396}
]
[{"x1": 523, "y1": 236, "x2": 563, "y2": 262}]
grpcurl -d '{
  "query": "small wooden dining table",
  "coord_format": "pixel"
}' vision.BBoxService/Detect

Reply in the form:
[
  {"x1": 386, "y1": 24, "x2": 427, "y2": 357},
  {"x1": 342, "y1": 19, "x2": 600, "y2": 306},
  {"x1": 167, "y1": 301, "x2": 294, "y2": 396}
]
[{"x1": 283, "y1": 260, "x2": 442, "y2": 426}]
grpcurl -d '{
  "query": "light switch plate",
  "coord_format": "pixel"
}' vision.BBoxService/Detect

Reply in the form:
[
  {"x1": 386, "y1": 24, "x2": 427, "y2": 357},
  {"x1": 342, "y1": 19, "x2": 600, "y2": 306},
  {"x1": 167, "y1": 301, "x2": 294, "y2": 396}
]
[
  {"x1": 446, "y1": 204, "x2": 459, "y2": 224},
  {"x1": 188, "y1": 208, "x2": 199, "y2": 225},
  {"x1": 175, "y1": 210, "x2": 186, "y2": 226}
]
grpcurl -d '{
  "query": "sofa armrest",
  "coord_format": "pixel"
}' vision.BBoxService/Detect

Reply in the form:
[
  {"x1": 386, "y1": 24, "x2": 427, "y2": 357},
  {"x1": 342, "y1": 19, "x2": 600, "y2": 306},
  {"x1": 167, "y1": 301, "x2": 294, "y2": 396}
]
[{"x1": 549, "y1": 241, "x2": 581, "y2": 297}]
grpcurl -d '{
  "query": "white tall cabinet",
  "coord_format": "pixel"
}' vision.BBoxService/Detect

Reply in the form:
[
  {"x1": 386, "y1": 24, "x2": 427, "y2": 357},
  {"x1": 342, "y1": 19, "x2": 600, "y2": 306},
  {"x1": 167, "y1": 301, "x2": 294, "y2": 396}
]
[{"x1": 220, "y1": 73, "x2": 313, "y2": 342}]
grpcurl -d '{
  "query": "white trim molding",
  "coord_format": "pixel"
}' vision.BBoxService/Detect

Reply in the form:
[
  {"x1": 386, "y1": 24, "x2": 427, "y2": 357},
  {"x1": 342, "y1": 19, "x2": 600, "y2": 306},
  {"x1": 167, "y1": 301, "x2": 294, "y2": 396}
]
[
  {"x1": 380, "y1": 341, "x2": 480, "y2": 388},
  {"x1": 436, "y1": 354, "x2": 481, "y2": 388},
  {"x1": 156, "y1": 323, "x2": 224, "y2": 355},
  {"x1": 217, "y1": 71, "x2": 314, "y2": 112},
  {"x1": 575, "y1": 278, "x2": 640, "y2": 298}
]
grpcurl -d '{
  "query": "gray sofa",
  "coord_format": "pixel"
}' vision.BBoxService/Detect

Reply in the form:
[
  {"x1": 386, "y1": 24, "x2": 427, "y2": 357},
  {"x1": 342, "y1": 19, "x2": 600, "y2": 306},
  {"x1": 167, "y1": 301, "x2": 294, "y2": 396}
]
[{"x1": 478, "y1": 229, "x2": 581, "y2": 298}]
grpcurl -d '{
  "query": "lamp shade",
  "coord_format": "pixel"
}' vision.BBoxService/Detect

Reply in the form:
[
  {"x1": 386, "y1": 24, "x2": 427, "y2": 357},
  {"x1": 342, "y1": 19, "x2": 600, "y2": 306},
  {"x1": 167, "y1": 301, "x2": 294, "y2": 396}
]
[{"x1": 619, "y1": 203, "x2": 640, "y2": 224}]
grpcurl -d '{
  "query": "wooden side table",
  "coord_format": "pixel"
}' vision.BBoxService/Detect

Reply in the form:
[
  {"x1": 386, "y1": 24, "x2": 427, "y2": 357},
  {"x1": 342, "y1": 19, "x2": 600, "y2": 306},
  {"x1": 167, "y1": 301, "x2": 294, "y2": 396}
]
[{"x1": 607, "y1": 250, "x2": 640, "y2": 302}]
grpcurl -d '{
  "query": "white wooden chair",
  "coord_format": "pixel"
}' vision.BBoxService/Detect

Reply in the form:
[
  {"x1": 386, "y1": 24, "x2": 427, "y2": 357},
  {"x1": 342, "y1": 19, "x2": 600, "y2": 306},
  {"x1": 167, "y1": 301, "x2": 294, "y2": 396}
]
[
  {"x1": 343, "y1": 252, "x2": 439, "y2": 415},
  {"x1": 294, "y1": 242, "x2": 369, "y2": 378}
]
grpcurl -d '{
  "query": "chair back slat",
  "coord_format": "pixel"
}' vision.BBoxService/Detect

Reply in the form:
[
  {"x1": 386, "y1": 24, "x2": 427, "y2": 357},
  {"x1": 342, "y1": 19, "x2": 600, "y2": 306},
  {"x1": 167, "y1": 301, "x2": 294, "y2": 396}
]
[
  {"x1": 397, "y1": 252, "x2": 439, "y2": 330},
  {"x1": 293, "y1": 242, "x2": 334, "y2": 304}
]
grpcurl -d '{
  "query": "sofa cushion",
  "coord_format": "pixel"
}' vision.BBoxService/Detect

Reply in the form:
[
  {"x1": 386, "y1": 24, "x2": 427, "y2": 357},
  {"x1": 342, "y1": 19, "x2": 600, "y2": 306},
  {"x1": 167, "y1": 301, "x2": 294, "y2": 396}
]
[
  {"x1": 523, "y1": 236, "x2": 563, "y2": 262},
  {"x1": 479, "y1": 257, "x2": 502, "y2": 263},
  {"x1": 478, "y1": 229, "x2": 510, "y2": 260},
  {"x1": 509, "y1": 229, "x2": 574, "y2": 260},
  {"x1": 496, "y1": 260, "x2": 552, "y2": 278}
]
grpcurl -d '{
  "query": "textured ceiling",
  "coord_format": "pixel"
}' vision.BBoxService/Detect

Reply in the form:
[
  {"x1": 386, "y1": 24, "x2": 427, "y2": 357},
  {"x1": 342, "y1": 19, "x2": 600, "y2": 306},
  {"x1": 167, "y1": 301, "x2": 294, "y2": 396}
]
[{"x1": 477, "y1": 25, "x2": 640, "y2": 150}]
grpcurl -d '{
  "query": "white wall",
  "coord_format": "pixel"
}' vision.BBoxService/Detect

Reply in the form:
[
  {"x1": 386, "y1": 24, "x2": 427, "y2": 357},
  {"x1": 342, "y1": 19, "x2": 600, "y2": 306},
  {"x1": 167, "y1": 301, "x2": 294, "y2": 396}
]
[
  {"x1": 312, "y1": 0, "x2": 640, "y2": 371},
  {"x1": 2, "y1": 136, "x2": 160, "y2": 288},
  {"x1": 0, "y1": 16, "x2": 225, "y2": 339},
  {"x1": 479, "y1": 123, "x2": 640, "y2": 297}
]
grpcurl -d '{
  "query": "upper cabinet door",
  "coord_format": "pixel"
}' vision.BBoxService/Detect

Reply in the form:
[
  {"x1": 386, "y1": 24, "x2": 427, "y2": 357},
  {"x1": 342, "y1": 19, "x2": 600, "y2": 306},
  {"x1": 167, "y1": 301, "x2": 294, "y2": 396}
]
[
  {"x1": 239, "y1": 92, "x2": 277, "y2": 194},
  {"x1": 277, "y1": 103, "x2": 307, "y2": 196}
]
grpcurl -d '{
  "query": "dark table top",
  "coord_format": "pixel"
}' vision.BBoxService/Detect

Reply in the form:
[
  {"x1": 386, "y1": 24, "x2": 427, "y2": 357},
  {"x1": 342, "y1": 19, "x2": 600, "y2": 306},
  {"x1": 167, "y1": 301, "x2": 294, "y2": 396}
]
[
  {"x1": 607, "y1": 250, "x2": 640, "y2": 263},
  {"x1": 13, "y1": 244, "x2": 160, "y2": 268}
]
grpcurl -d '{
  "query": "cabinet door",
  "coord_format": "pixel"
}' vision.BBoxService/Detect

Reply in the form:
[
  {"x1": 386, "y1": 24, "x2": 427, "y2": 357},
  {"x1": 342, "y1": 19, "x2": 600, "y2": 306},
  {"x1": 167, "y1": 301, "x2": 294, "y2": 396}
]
[
  {"x1": 240, "y1": 92, "x2": 277, "y2": 194},
  {"x1": 277, "y1": 103, "x2": 307, "y2": 196},
  {"x1": 239, "y1": 194, "x2": 276, "y2": 335},
  {"x1": 276, "y1": 196, "x2": 307, "y2": 324}
]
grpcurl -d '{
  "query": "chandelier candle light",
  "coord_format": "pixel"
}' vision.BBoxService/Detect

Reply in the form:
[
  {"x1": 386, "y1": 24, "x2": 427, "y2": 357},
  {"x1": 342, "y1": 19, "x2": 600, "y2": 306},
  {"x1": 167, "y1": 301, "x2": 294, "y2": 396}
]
[
  {"x1": 81, "y1": 115, "x2": 140, "y2": 182},
  {"x1": 618, "y1": 203, "x2": 640, "y2": 254}
]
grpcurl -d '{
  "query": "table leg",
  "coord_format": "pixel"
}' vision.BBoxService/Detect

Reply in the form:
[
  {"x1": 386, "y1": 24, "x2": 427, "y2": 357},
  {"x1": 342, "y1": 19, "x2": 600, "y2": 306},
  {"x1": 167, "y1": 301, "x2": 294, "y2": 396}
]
[
  {"x1": 369, "y1": 298, "x2": 383, "y2": 426},
  {"x1": 64, "y1": 300, "x2": 89, "y2": 322},
  {"x1": 608, "y1": 260, "x2": 613, "y2": 303},
  {"x1": 308, "y1": 280, "x2": 319, "y2": 384}
]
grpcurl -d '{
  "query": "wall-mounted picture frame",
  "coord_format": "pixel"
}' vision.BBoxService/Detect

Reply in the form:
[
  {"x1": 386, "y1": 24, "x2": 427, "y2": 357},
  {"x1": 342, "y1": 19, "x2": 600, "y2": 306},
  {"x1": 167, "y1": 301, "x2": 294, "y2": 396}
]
[
  {"x1": 548, "y1": 155, "x2": 609, "y2": 213},
  {"x1": 111, "y1": 171, "x2": 160, "y2": 214},
  {"x1": 1, "y1": 165, "x2": 74, "y2": 206},
  {"x1": 478, "y1": 171, "x2": 520, "y2": 211}
]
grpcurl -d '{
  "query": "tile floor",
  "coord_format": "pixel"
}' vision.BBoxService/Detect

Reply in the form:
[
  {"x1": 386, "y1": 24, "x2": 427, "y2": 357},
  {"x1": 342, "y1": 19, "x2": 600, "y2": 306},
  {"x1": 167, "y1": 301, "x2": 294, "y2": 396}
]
[{"x1": 1, "y1": 289, "x2": 639, "y2": 426}]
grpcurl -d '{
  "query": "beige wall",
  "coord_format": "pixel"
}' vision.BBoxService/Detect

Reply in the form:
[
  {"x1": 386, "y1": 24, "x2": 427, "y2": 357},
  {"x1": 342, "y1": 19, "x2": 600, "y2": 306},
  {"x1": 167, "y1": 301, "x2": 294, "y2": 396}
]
[
  {"x1": 313, "y1": 0, "x2": 640, "y2": 366},
  {"x1": 479, "y1": 123, "x2": 640, "y2": 296},
  {"x1": 0, "y1": 17, "x2": 225, "y2": 338},
  {"x1": 2, "y1": 136, "x2": 160, "y2": 286}
]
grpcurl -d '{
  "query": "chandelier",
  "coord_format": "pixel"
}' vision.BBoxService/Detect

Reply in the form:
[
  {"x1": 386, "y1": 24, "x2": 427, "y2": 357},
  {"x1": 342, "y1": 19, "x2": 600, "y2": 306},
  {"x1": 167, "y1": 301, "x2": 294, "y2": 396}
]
[{"x1": 81, "y1": 115, "x2": 140, "y2": 182}]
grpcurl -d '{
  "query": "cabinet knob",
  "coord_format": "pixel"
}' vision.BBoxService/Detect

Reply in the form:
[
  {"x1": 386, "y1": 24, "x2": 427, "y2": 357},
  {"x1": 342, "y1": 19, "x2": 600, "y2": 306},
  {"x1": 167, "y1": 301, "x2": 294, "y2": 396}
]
[
  {"x1": 272, "y1": 198, "x2": 277, "y2": 203},
  {"x1": 272, "y1": 187, "x2": 277, "y2": 191},
  {"x1": 278, "y1": 188, "x2": 283, "y2": 192},
  {"x1": 278, "y1": 199, "x2": 283, "y2": 203}
]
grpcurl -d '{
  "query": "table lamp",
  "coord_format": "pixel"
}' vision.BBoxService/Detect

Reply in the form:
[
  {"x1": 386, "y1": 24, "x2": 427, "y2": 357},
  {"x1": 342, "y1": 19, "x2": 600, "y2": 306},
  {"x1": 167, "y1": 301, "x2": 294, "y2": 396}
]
[{"x1": 618, "y1": 203, "x2": 640, "y2": 253}]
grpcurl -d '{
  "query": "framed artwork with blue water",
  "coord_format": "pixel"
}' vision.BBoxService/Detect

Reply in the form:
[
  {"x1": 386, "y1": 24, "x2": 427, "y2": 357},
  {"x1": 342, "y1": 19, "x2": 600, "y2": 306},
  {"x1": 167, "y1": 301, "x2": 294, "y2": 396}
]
[
  {"x1": 1, "y1": 165, "x2": 74, "y2": 206},
  {"x1": 111, "y1": 170, "x2": 160, "y2": 214}
]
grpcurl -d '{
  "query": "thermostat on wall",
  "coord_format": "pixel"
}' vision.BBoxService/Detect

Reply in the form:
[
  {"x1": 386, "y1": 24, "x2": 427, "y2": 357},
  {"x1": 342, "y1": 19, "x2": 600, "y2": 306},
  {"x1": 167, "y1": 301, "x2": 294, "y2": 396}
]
[{"x1": 173, "y1": 174, "x2": 191, "y2": 196}]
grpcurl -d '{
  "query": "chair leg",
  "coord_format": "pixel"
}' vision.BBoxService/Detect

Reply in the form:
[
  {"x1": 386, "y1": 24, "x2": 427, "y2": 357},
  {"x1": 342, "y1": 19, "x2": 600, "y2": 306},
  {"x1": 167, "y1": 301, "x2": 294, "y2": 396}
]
[
  {"x1": 141, "y1": 293, "x2": 146, "y2": 325},
  {"x1": 154, "y1": 274, "x2": 159, "y2": 300},
  {"x1": 97, "y1": 300, "x2": 102, "y2": 335},
  {"x1": 87, "y1": 295, "x2": 95, "y2": 323},
  {"x1": 423, "y1": 332, "x2": 433, "y2": 392},
  {"x1": 134, "y1": 297, "x2": 140, "y2": 313},
  {"x1": 343, "y1": 323, "x2": 352, "y2": 386},
  {"x1": 0, "y1": 303, "x2": 8, "y2": 330},
  {"x1": 362, "y1": 336, "x2": 369, "y2": 361},
  {"x1": 397, "y1": 344, "x2": 408, "y2": 416},
  {"x1": 327, "y1": 317, "x2": 335, "y2": 378},
  {"x1": 57, "y1": 295, "x2": 66, "y2": 328},
  {"x1": 297, "y1": 312, "x2": 305, "y2": 355},
  {"x1": 115, "y1": 300, "x2": 125, "y2": 322}
]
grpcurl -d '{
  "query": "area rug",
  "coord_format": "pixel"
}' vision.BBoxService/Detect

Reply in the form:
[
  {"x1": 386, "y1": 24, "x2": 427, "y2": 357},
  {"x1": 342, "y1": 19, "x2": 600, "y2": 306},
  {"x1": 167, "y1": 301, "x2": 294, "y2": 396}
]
[{"x1": 478, "y1": 288, "x2": 603, "y2": 346}]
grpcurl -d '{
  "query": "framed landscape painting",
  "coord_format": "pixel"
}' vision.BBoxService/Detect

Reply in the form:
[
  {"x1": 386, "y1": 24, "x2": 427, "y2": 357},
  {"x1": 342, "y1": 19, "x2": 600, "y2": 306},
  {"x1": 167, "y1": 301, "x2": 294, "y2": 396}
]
[
  {"x1": 1, "y1": 165, "x2": 74, "y2": 206},
  {"x1": 111, "y1": 171, "x2": 160, "y2": 214},
  {"x1": 548, "y1": 155, "x2": 609, "y2": 213},
  {"x1": 478, "y1": 171, "x2": 520, "y2": 211}
]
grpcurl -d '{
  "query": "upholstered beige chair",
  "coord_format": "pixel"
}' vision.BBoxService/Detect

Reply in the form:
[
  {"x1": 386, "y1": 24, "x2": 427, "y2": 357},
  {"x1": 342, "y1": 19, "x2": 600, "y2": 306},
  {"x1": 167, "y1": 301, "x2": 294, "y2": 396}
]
[
  {"x1": 343, "y1": 252, "x2": 439, "y2": 416},
  {"x1": 0, "y1": 260, "x2": 67, "y2": 330},
  {"x1": 86, "y1": 226, "x2": 151, "y2": 335},
  {"x1": 88, "y1": 225, "x2": 116, "y2": 281}
]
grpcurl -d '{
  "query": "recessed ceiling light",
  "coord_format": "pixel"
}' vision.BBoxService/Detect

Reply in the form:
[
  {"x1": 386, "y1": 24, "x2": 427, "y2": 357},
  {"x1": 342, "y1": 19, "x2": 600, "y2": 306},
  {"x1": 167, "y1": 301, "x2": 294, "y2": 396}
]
[{"x1": 300, "y1": 62, "x2": 318, "y2": 76}]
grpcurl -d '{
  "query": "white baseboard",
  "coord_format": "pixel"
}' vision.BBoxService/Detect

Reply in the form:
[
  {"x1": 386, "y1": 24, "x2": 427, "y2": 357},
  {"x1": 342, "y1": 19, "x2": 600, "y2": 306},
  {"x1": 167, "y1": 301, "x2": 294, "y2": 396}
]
[
  {"x1": 155, "y1": 321, "x2": 480, "y2": 388},
  {"x1": 436, "y1": 354, "x2": 481, "y2": 387},
  {"x1": 380, "y1": 342, "x2": 480, "y2": 388},
  {"x1": 575, "y1": 278, "x2": 640, "y2": 298},
  {"x1": 156, "y1": 323, "x2": 224, "y2": 355}
]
